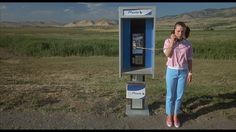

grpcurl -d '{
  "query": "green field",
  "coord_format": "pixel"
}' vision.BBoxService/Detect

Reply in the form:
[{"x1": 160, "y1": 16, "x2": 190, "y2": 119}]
[
  {"x1": 0, "y1": 27, "x2": 236, "y2": 117},
  {"x1": 0, "y1": 56, "x2": 235, "y2": 117},
  {"x1": 0, "y1": 27, "x2": 236, "y2": 59}
]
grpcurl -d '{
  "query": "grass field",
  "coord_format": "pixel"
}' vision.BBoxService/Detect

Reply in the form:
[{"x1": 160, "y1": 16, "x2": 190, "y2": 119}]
[
  {"x1": 0, "y1": 27, "x2": 236, "y2": 59},
  {"x1": 0, "y1": 55, "x2": 235, "y2": 117},
  {"x1": 0, "y1": 27, "x2": 235, "y2": 118}
]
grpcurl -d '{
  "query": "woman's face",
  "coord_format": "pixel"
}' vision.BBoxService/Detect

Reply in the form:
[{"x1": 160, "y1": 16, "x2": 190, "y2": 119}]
[{"x1": 174, "y1": 25, "x2": 185, "y2": 39}]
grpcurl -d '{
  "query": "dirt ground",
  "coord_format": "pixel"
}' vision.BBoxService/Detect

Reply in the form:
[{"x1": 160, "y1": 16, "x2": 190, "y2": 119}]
[
  {"x1": 0, "y1": 107, "x2": 235, "y2": 129},
  {"x1": 0, "y1": 48, "x2": 235, "y2": 129}
]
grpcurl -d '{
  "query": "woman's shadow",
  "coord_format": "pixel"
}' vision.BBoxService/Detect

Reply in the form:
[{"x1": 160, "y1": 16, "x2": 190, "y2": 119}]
[
  {"x1": 180, "y1": 91, "x2": 236, "y2": 124},
  {"x1": 148, "y1": 91, "x2": 236, "y2": 124}
]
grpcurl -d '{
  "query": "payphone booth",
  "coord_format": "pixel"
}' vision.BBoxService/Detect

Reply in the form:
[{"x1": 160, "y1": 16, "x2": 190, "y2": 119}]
[{"x1": 119, "y1": 6, "x2": 156, "y2": 116}]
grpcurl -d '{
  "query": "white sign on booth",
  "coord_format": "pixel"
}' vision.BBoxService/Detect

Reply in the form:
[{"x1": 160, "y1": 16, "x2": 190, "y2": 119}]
[
  {"x1": 126, "y1": 83, "x2": 145, "y2": 99},
  {"x1": 123, "y1": 9, "x2": 152, "y2": 16}
]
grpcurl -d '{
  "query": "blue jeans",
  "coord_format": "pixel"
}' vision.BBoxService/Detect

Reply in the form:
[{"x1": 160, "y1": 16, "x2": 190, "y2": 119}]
[{"x1": 165, "y1": 67, "x2": 188, "y2": 116}]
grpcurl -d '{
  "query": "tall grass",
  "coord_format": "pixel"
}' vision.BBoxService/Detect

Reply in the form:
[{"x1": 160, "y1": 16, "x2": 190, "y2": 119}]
[
  {"x1": 0, "y1": 27, "x2": 118, "y2": 57},
  {"x1": 0, "y1": 27, "x2": 235, "y2": 59},
  {"x1": 156, "y1": 30, "x2": 236, "y2": 59}
]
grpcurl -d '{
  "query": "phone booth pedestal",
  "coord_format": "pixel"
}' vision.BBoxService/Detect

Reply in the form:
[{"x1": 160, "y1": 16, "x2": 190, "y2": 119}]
[{"x1": 125, "y1": 75, "x2": 149, "y2": 116}]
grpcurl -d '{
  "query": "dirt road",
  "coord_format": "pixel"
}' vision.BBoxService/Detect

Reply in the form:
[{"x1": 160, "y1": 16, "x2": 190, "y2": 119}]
[{"x1": 0, "y1": 107, "x2": 235, "y2": 129}]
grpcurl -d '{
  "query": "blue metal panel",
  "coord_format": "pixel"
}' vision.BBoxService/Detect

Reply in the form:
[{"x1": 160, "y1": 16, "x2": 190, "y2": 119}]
[
  {"x1": 145, "y1": 18, "x2": 153, "y2": 68},
  {"x1": 127, "y1": 83, "x2": 145, "y2": 91},
  {"x1": 122, "y1": 19, "x2": 131, "y2": 71}
]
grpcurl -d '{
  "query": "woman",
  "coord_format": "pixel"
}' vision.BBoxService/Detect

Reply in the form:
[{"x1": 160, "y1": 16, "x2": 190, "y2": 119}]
[{"x1": 163, "y1": 22, "x2": 193, "y2": 128}]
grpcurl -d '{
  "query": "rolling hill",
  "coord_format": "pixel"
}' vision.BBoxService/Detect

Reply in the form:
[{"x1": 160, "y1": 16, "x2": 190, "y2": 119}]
[
  {"x1": 0, "y1": 6, "x2": 235, "y2": 30},
  {"x1": 156, "y1": 6, "x2": 236, "y2": 30}
]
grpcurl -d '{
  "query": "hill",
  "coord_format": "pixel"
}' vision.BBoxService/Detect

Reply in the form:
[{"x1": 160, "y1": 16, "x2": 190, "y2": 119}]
[
  {"x1": 0, "y1": 7, "x2": 235, "y2": 30},
  {"x1": 157, "y1": 7, "x2": 236, "y2": 30}
]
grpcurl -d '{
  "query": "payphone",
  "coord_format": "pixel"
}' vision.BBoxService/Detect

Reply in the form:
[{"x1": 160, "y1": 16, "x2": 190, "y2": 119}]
[
  {"x1": 119, "y1": 6, "x2": 156, "y2": 116},
  {"x1": 131, "y1": 19, "x2": 145, "y2": 67}
]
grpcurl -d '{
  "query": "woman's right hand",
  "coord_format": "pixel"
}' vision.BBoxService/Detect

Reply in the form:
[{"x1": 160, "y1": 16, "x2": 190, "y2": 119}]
[
  {"x1": 170, "y1": 34, "x2": 177, "y2": 47},
  {"x1": 170, "y1": 34, "x2": 177, "y2": 42}
]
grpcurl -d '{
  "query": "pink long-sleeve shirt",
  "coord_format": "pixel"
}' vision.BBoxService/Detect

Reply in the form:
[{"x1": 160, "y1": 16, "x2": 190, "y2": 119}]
[{"x1": 163, "y1": 38, "x2": 193, "y2": 70}]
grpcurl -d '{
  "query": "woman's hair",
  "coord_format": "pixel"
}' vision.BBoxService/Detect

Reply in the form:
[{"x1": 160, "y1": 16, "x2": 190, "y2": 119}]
[
  {"x1": 171, "y1": 21, "x2": 190, "y2": 39},
  {"x1": 171, "y1": 21, "x2": 187, "y2": 33},
  {"x1": 174, "y1": 21, "x2": 186, "y2": 29},
  {"x1": 185, "y1": 26, "x2": 190, "y2": 39}
]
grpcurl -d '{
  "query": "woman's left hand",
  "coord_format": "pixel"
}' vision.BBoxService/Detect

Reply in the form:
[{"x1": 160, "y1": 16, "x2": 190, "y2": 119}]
[{"x1": 187, "y1": 73, "x2": 192, "y2": 83}]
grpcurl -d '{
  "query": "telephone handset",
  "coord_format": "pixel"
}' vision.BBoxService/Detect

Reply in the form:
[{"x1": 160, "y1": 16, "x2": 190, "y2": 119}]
[{"x1": 171, "y1": 30, "x2": 182, "y2": 42}]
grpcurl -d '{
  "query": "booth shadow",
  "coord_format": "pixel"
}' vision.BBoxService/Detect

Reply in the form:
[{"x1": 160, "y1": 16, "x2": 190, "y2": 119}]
[
  {"x1": 148, "y1": 100, "x2": 165, "y2": 115},
  {"x1": 180, "y1": 91, "x2": 236, "y2": 124}
]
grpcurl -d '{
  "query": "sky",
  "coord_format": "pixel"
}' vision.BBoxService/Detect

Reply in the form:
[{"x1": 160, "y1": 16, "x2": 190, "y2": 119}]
[{"x1": 0, "y1": 2, "x2": 235, "y2": 23}]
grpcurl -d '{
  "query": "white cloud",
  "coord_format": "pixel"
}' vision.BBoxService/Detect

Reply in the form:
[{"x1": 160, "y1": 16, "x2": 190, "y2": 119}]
[
  {"x1": 77, "y1": 3, "x2": 103, "y2": 11},
  {"x1": 0, "y1": 4, "x2": 7, "y2": 10},
  {"x1": 64, "y1": 9, "x2": 73, "y2": 13},
  {"x1": 87, "y1": 3, "x2": 103, "y2": 11},
  {"x1": 21, "y1": 6, "x2": 26, "y2": 9},
  {"x1": 77, "y1": 7, "x2": 118, "y2": 20},
  {"x1": 31, "y1": 10, "x2": 54, "y2": 15}
]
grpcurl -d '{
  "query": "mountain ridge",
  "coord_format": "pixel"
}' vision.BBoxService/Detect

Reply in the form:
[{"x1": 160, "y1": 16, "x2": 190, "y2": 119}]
[{"x1": 1, "y1": 6, "x2": 235, "y2": 29}]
